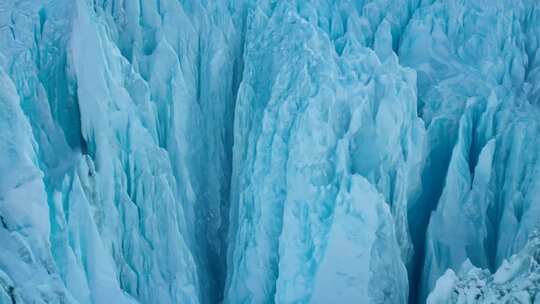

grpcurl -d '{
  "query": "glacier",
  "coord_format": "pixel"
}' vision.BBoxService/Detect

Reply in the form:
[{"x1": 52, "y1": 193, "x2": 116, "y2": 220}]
[
  {"x1": 0, "y1": 0, "x2": 540, "y2": 303},
  {"x1": 427, "y1": 229, "x2": 540, "y2": 303}
]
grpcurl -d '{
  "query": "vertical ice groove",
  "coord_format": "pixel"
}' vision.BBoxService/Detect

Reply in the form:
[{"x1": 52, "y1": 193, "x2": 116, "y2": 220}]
[
  {"x1": 1, "y1": 0, "x2": 540, "y2": 303},
  {"x1": 398, "y1": 0, "x2": 540, "y2": 301}
]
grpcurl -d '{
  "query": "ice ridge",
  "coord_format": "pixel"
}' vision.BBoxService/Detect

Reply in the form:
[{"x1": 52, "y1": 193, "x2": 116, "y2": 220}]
[{"x1": 0, "y1": 0, "x2": 540, "y2": 303}]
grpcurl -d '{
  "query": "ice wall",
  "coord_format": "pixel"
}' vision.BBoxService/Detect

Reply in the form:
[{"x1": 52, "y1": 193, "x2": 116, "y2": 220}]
[
  {"x1": 225, "y1": 1, "x2": 423, "y2": 302},
  {"x1": 0, "y1": 0, "x2": 539, "y2": 303},
  {"x1": 0, "y1": 0, "x2": 243, "y2": 302},
  {"x1": 398, "y1": 1, "x2": 540, "y2": 301}
]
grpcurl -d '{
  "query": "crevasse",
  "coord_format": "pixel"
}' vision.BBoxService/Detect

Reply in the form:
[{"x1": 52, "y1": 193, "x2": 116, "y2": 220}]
[{"x1": 0, "y1": 0, "x2": 539, "y2": 303}]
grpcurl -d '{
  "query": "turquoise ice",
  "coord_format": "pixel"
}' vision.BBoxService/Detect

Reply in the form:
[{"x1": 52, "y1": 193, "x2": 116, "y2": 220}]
[{"x1": 0, "y1": 0, "x2": 539, "y2": 303}]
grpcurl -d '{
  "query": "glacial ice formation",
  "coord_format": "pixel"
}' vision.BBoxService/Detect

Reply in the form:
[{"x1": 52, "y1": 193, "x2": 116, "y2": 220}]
[
  {"x1": 0, "y1": 0, "x2": 539, "y2": 303},
  {"x1": 428, "y1": 230, "x2": 540, "y2": 303}
]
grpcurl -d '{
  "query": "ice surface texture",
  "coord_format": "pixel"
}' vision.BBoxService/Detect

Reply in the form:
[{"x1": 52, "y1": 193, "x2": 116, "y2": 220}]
[
  {"x1": 0, "y1": 0, "x2": 539, "y2": 303},
  {"x1": 428, "y1": 230, "x2": 540, "y2": 303}
]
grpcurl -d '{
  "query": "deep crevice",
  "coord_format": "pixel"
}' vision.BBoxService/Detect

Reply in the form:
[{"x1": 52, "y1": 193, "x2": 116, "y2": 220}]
[{"x1": 407, "y1": 122, "x2": 458, "y2": 304}]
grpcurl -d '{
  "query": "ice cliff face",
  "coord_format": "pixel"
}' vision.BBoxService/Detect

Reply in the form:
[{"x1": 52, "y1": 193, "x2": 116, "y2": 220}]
[
  {"x1": 1, "y1": 0, "x2": 240, "y2": 302},
  {"x1": 0, "y1": 0, "x2": 539, "y2": 303}
]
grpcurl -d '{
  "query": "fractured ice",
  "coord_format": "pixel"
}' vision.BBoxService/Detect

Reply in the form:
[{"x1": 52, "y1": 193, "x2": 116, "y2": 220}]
[{"x1": 0, "y1": 0, "x2": 539, "y2": 303}]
